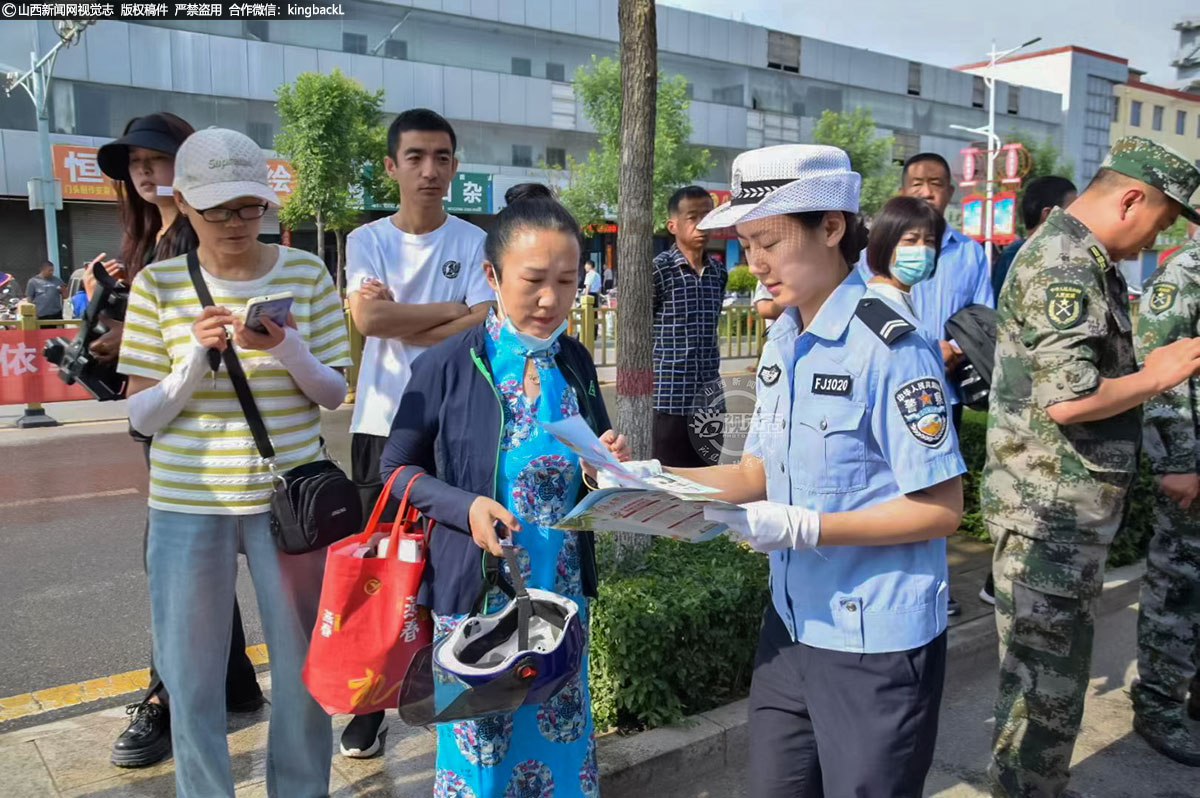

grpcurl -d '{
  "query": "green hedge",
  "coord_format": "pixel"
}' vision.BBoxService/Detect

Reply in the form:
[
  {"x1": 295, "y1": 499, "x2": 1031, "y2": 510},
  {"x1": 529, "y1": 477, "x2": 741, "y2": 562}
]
[
  {"x1": 957, "y1": 409, "x2": 1151, "y2": 568},
  {"x1": 588, "y1": 412, "x2": 1152, "y2": 733},
  {"x1": 590, "y1": 535, "x2": 768, "y2": 731}
]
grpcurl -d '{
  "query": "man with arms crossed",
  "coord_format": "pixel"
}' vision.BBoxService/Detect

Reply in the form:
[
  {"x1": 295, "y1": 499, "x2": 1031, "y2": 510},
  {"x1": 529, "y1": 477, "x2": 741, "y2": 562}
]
[{"x1": 343, "y1": 108, "x2": 494, "y2": 758}]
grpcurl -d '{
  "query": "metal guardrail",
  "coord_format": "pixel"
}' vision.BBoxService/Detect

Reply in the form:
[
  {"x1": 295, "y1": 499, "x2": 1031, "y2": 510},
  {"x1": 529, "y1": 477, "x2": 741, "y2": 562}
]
[{"x1": 567, "y1": 296, "x2": 767, "y2": 366}]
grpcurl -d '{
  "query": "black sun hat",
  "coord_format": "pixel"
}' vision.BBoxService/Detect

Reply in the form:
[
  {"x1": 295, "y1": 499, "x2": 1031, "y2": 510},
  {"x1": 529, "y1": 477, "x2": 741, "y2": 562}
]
[{"x1": 97, "y1": 115, "x2": 189, "y2": 182}]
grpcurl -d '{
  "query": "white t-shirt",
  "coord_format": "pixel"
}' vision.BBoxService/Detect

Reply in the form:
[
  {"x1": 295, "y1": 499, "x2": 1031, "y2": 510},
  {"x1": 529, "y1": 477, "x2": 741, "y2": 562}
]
[
  {"x1": 346, "y1": 214, "x2": 492, "y2": 437},
  {"x1": 752, "y1": 281, "x2": 775, "y2": 328}
]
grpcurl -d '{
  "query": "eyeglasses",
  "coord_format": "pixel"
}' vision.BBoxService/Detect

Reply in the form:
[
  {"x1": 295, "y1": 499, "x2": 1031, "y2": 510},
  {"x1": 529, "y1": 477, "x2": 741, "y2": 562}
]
[{"x1": 198, "y1": 204, "x2": 269, "y2": 222}]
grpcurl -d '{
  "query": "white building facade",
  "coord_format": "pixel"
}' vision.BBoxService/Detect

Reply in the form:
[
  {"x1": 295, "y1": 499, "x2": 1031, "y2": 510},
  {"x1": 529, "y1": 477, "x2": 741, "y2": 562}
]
[{"x1": 0, "y1": 0, "x2": 1063, "y2": 276}]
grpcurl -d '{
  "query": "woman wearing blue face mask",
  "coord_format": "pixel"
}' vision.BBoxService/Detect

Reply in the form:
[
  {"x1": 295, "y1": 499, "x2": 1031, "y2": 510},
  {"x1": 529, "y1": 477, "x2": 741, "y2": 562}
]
[
  {"x1": 863, "y1": 195, "x2": 946, "y2": 318},
  {"x1": 380, "y1": 183, "x2": 630, "y2": 797}
]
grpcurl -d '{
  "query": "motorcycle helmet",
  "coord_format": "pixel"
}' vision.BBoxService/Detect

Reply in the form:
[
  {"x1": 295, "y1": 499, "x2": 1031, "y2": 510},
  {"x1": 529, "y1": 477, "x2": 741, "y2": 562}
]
[{"x1": 398, "y1": 545, "x2": 584, "y2": 725}]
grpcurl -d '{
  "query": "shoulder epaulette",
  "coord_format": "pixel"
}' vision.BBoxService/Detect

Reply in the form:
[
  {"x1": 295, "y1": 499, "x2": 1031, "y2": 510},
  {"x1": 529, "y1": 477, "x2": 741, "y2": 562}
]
[{"x1": 855, "y1": 297, "x2": 915, "y2": 346}]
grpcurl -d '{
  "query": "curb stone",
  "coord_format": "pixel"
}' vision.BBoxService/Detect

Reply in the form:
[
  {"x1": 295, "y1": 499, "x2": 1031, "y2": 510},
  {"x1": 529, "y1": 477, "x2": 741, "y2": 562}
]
[{"x1": 597, "y1": 561, "x2": 1146, "y2": 798}]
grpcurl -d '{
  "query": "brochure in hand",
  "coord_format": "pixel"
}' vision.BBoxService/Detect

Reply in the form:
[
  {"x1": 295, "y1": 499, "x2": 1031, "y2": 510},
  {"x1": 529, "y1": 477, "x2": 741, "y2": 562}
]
[{"x1": 541, "y1": 416, "x2": 743, "y2": 542}]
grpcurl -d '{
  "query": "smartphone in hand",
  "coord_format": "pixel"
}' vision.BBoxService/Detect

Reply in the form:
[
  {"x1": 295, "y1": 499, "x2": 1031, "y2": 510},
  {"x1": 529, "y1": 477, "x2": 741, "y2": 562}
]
[{"x1": 243, "y1": 292, "x2": 294, "y2": 333}]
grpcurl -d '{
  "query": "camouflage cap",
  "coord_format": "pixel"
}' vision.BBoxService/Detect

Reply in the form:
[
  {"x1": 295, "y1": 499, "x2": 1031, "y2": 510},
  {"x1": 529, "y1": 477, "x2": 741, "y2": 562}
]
[{"x1": 1101, "y1": 136, "x2": 1200, "y2": 224}]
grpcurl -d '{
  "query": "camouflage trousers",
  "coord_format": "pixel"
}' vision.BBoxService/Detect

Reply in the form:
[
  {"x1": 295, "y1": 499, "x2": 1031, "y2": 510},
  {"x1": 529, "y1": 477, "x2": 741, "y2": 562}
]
[
  {"x1": 988, "y1": 528, "x2": 1107, "y2": 798},
  {"x1": 1131, "y1": 489, "x2": 1200, "y2": 719}
]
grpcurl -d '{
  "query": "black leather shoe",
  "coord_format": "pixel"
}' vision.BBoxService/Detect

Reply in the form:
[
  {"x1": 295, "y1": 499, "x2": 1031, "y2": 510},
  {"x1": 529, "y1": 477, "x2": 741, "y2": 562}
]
[{"x1": 111, "y1": 700, "x2": 171, "y2": 768}]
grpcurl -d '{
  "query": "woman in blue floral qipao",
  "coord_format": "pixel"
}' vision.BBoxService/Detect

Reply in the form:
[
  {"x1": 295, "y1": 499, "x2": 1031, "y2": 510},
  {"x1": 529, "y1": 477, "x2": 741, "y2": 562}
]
[{"x1": 381, "y1": 183, "x2": 630, "y2": 797}]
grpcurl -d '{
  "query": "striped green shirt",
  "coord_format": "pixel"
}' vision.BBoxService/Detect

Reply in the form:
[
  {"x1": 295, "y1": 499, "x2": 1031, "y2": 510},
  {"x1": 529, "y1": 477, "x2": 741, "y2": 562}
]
[{"x1": 118, "y1": 246, "x2": 352, "y2": 515}]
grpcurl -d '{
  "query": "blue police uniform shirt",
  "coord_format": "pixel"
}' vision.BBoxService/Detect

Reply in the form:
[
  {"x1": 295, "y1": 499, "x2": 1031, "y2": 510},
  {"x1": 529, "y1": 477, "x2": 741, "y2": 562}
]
[
  {"x1": 856, "y1": 226, "x2": 992, "y2": 404},
  {"x1": 745, "y1": 269, "x2": 966, "y2": 654}
]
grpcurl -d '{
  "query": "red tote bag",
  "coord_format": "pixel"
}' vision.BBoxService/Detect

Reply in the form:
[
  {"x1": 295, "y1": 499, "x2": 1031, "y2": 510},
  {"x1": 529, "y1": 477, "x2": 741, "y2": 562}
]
[{"x1": 302, "y1": 470, "x2": 433, "y2": 715}]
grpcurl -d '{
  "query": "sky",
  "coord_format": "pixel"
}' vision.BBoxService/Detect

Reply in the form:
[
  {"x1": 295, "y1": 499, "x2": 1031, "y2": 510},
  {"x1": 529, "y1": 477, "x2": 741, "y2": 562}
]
[{"x1": 666, "y1": 0, "x2": 1195, "y2": 88}]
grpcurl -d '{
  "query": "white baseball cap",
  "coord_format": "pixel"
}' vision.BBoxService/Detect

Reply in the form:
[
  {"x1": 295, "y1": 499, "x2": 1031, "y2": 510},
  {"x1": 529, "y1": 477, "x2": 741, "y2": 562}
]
[
  {"x1": 698, "y1": 144, "x2": 861, "y2": 230},
  {"x1": 173, "y1": 127, "x2": 280, "y2": 210}
]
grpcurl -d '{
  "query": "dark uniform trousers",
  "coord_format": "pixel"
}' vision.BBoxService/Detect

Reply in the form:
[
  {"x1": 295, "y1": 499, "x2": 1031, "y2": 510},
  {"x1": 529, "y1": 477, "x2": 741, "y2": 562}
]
[{"x1": 748, "y1": 605, "x2": 946, "y2": 797}]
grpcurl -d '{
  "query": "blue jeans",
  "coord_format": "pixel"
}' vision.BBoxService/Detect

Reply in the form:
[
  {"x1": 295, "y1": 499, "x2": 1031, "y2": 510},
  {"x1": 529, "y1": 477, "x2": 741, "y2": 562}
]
[{"x1": 147, "y1": 509, "x2": 331, "y2": 797}]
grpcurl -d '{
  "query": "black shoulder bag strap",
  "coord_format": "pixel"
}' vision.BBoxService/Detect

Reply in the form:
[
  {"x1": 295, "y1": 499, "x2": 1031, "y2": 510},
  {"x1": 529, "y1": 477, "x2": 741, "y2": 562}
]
[{"x1": 185, "y1": 249, "x2": 276, "y2": 465}]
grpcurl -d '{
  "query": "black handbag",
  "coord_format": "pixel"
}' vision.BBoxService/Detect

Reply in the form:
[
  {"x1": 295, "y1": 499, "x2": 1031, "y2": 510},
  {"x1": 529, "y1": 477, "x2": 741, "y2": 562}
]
[{"x1": 186, "y1": 250, "x2": 362, "y2": 554}]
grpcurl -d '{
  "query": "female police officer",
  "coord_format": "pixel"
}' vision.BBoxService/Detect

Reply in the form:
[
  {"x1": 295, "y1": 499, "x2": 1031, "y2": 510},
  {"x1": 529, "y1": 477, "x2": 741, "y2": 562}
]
[{"x1": 676, "y1": 144, "x2": 966, "y2": 797}]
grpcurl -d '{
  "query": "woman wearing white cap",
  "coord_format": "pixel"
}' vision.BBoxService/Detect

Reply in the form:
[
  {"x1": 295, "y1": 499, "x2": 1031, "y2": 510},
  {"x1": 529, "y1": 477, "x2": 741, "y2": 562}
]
[
  {"x1": 672, "y1": 144, "x2": 966, "y2": 796},
  {"x1": 117, "y1": 128, "x2": 352, "y2": 797}
]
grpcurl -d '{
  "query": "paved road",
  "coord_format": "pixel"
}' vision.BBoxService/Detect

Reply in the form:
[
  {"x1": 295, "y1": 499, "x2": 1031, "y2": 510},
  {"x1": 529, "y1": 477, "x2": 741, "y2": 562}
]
[
  {"x1": 0, "y1": 408, "x2": 354, "y2": 699},
  {"x1": 658, "y1": 600, "x2": 1200, "y2": 798},
  {"x1": 0, "y1": 378, "x2": 760, "y2": 701}
]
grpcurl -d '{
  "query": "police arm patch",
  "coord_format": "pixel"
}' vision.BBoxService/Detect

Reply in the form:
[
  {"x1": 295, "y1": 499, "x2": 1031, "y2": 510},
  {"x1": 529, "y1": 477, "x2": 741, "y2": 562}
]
[
  {"x1": 1045, "y1": 282, "x2": 1087, "y2": 330},
  {"x1": 894, "y1": 377, "x2": 949, "y2": 448},
  {"x1": 758, "y1": 364, "x2": 781, "y2": 386},
  {"x1": 1148, "y1": 282, "x2": 1179, "y2": 314}
]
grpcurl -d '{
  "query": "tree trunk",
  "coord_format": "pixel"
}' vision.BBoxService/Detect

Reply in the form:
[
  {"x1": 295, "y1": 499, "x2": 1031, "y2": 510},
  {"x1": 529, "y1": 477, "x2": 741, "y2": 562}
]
[
  {"x1": 315, "y1": 208, "x2": 326, "y2": 267},
  {"x1": 335, "y1": 229, "x2": 346, "y2": 295},
  {"x1": 613, "y1": 0, "x2": 657, "y2": 554}
]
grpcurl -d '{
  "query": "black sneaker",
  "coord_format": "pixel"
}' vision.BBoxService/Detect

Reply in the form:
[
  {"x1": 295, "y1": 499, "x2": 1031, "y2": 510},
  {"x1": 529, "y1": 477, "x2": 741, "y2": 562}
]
[
  {"x1": 947, "y1": 597, "x2": 961, "y2": 616},
  {"x1": 979, "y1": 573, "x2": 996, "y2": 606},
  {"x1": 340, "y1": 711, "x2": 386, "y2": 759},
  {"x1": 111, "y1": 700, "x2": 171, "y2": 768},
  {"x1": 226, "y1": 684, "x2": 265, "y2": 714},
  {"x1": 1133, "y1": 713, "x2": 1200, "y2": 767}
]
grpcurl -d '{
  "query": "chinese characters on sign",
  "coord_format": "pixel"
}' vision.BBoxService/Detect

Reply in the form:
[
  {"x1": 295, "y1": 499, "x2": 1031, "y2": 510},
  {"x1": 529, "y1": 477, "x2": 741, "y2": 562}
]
[
  {"x1": 265, "y1": 160, "x2": 297, "y2": 196},
  {"x1": 443, "y1": 172, "x2": 490, "y2": 214},
  {"x1": 363, "y1": 171, "x2": 491, "y2": 213},
  {"x1": 52, "y1": 145, "x2": 118, "y2": 201},
  {"x1": 50, "y1": 145, "x2": 296, "y2": 203},
  {"x1": 0, "y1": 329, "x2": 93, "y2": 404}
]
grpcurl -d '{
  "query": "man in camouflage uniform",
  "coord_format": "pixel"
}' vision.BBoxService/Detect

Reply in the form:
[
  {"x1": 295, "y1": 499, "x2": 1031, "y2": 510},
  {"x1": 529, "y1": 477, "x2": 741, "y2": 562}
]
[
  {"x1": 1134, "y1": 211, "x2": 1200, "y2": 766},
  {"x1": 983, "y1": 137, "x2": 1200, "y2": 797}
]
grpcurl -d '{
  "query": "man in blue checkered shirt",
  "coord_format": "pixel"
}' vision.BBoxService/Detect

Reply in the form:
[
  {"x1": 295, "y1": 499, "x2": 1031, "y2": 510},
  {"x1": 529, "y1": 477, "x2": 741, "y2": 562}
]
[{"x1": 652, "y1": 186, "x2": 729, "y2": 467}]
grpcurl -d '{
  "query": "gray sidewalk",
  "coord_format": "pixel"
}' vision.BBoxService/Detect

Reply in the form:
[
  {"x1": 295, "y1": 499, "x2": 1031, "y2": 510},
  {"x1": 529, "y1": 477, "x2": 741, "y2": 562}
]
[{"x1": 0, "y1": 537, "x2": 999, "y2": 797}]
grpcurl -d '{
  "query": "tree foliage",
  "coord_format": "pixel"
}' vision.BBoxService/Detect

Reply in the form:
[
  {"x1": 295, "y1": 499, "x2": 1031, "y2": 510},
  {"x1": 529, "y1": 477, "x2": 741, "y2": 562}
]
[
  {"x1": 1004, "y1": 131, "x2": 1076, "y2": 234},
  {"x1": 274, "y1": 69, "x2": 385, "y2": 286},
  {"x1": 560, "y1": 56, "x2": 713, "y2": 231},
  {"x1": 811, "y1": 108, "x2": 899, "y2": 217}
]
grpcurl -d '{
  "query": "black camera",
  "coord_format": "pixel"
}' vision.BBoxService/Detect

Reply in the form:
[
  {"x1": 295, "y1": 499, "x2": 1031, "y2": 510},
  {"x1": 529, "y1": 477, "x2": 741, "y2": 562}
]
[{"x1": 43, "y1": 262, "x2": 129, "y2": 401}]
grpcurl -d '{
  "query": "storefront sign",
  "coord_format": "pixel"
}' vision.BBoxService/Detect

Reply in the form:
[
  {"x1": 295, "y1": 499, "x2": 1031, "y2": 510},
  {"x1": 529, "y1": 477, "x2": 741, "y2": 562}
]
[
  {"x1": 706, "y1": 189, "x2": 736, "y2": 240},
  {"x1": 265, "y1": 160, "x2": 297, "y2": 197},
  {"x1": 51, "y1": 144, "x2": 298, "y2": 203},
  {"x1": 52, "y1": 145, "x2": 117, "y2": 201},
  {"x1": 363, "y1": 171, "x2": 491, "y2": 214},
  {"x1": 445, "y1": 172, "x2": 490, "y2": 214}
]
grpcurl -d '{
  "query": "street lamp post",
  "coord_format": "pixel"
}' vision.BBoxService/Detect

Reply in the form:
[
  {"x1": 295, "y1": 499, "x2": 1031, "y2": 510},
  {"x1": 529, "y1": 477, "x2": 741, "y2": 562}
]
[
  {"x1": 3, "y1": 21, "x2": 93, "y2": 279},
  {"x1": 951, "y1": 36, "x2": 1041, "y2": 270}
]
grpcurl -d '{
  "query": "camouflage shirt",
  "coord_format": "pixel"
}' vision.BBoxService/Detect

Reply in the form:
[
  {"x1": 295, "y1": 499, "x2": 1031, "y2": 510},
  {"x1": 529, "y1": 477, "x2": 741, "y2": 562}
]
[
  {"x1": 982, "y1": 208, "x2": 1141, "y2": 545},
  {"x1": 1136, "y1": 241, "x2": 1200, "y2": 475}
]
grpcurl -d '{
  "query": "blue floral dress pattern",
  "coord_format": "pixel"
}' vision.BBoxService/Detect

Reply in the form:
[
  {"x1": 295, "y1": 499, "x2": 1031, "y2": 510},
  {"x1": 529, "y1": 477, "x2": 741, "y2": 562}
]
[
  {"x1": 579, "y1": 735, "x2": 599, "y2": 798},
  {"x1": 504, "y1": 760, "x2": 555, "y2": 798},
  {"x1": 434, "y1": 310, "x2": 596, "y2": 796},
  {"x1": 435, "y1": 769, "x2": 478, "y2": 798}
]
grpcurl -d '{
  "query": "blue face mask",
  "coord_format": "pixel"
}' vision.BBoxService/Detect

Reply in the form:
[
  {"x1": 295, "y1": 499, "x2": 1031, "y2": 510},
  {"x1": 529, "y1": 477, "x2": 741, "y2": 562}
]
[
  {"x1": 890, "y1": 245, "x2": 937, "y2": 286},
  {"x1": 494, "y1": 283, "x2": 567, "y2": 355}
]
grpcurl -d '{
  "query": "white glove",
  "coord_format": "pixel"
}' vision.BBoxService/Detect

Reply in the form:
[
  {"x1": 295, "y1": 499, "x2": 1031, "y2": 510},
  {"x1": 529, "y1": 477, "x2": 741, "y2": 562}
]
[
  {"x1": 597, "y1": 458, "x2": 663, "y2": 489},
  {"x1": 703, "y1": 501, "x2": 821, "y2": 553}
]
